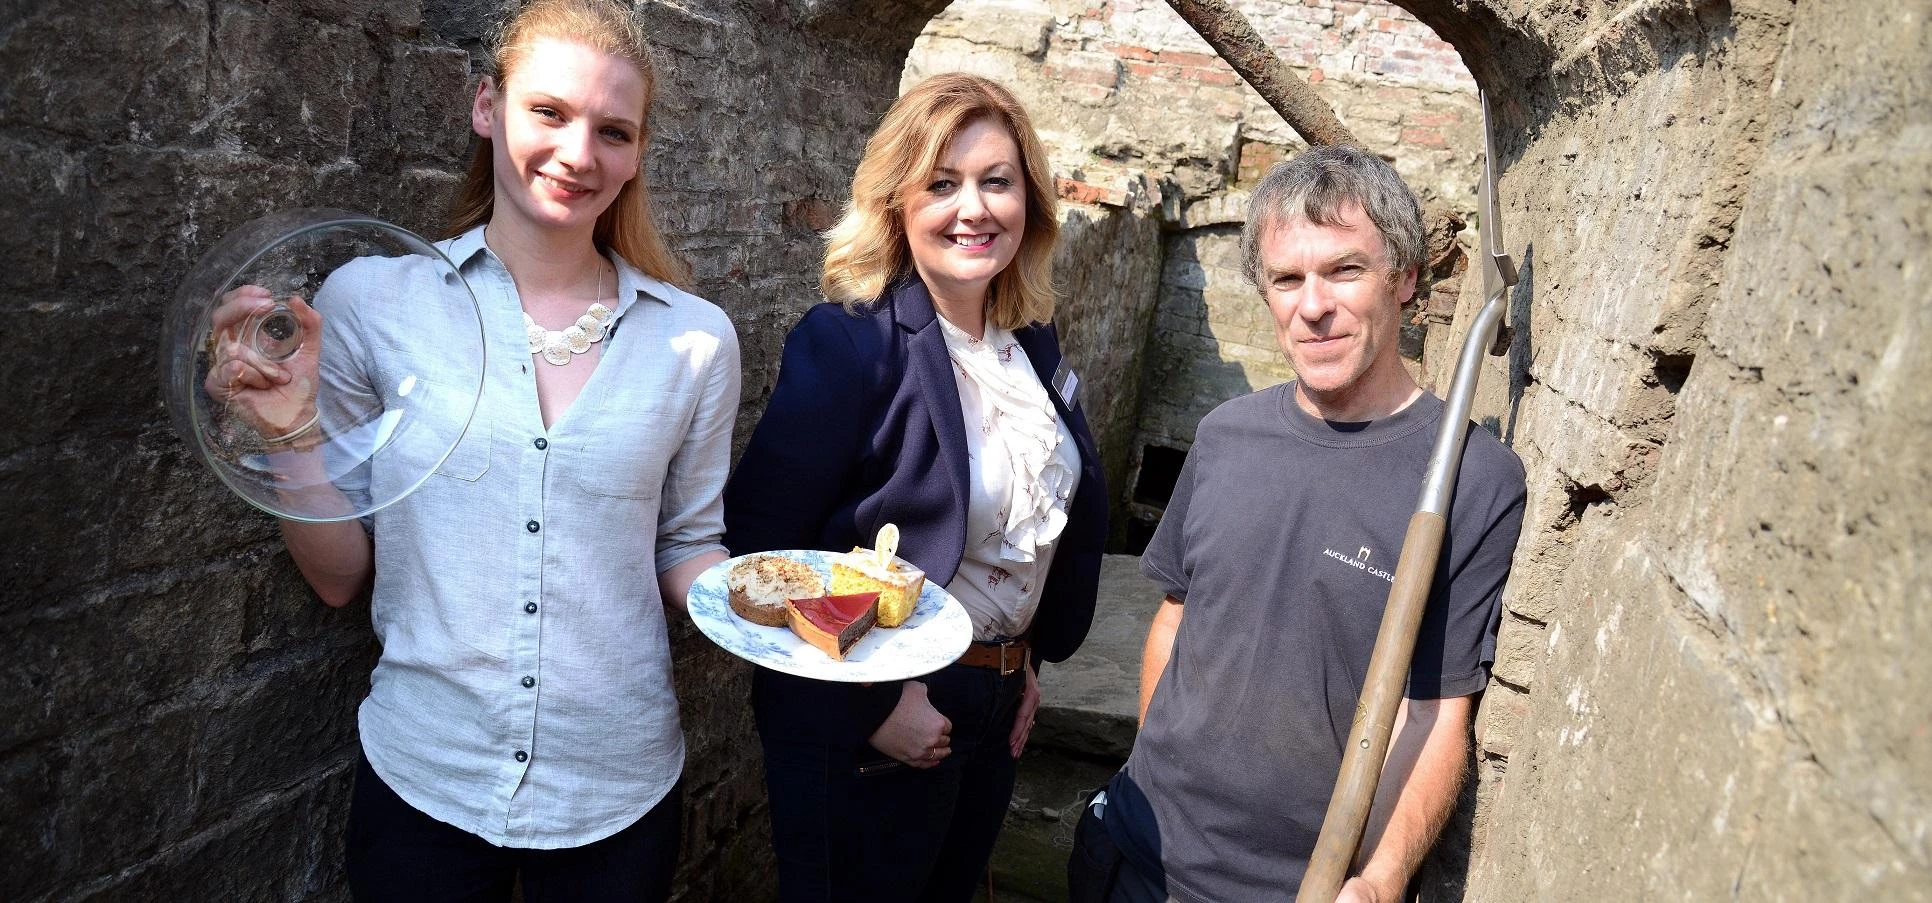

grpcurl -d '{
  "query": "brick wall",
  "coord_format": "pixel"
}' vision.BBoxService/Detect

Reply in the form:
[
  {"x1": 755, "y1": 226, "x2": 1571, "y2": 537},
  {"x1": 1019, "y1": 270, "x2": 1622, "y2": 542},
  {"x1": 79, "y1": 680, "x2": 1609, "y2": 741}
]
[
  {"x1": 1094, "y1": 0, "x2": 1472, "y2": 90},
  {"x1": 908, "y1": 0, "x2": 1481, "y2": 210}
]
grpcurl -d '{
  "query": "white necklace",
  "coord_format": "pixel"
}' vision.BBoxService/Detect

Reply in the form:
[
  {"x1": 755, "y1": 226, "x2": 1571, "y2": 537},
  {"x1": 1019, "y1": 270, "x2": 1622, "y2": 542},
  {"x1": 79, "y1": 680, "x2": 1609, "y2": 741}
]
[{"x1": 524, "y1": 264, "x2": 613, "y2": 366}]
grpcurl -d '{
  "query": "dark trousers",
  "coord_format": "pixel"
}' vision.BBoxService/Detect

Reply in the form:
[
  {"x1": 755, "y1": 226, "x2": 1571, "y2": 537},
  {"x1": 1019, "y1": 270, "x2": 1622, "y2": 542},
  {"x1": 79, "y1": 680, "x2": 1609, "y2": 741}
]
[
  {"x1": 755, "y1": 662, "x2": 1026, "y2": 903},
  {"x1": 1067, "y1": 792, "x2": 1170, "y2": 903},
  {"x1": 345, "y1": 753, "x2": 681, "y2": 903}
]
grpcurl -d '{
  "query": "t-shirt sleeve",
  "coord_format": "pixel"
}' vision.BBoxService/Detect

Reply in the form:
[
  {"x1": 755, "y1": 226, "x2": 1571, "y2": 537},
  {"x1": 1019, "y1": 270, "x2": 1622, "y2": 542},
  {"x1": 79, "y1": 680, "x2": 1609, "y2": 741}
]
[
  {"x1": 1139, "y1": 443, "x2": 1201, "y2": 603},
  {"x1": 1407, "y1": 455, "x2": 1527, "y2": 700}
]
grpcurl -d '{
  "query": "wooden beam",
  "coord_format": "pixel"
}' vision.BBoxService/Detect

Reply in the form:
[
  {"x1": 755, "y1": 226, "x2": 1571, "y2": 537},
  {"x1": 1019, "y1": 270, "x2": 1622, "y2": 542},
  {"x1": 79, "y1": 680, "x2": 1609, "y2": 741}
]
[{"x1": 1161, "y1": 0, "x2": 1357, "y2": 147}]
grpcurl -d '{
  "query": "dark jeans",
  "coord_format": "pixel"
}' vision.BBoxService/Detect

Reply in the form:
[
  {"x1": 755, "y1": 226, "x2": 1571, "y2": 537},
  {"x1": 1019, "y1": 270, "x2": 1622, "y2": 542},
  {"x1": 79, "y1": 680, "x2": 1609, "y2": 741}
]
[
  {"x1": 345, "y1": 753, "x2": 681, "y2": 903},
  {"x1": 755, "y1": 662, "x2": 1026, "y2": 903},
  {"x1": 1067, "y1": 791, "x2": 1170, "y2": 903}
]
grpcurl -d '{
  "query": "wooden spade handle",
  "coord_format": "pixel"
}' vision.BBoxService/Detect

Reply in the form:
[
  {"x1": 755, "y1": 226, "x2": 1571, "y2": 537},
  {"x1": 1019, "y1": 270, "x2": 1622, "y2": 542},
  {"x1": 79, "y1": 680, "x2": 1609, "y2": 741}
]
[{"x1": 1297, "y1": 510, "x2": 1447, "y2": 901}]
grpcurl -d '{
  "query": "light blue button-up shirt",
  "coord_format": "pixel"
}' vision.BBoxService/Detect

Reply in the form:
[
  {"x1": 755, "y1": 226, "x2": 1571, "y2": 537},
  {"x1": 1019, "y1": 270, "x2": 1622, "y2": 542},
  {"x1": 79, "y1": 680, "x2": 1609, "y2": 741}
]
[{"x1": 317, "y1": 226, "x2": 739, "y2": 848}]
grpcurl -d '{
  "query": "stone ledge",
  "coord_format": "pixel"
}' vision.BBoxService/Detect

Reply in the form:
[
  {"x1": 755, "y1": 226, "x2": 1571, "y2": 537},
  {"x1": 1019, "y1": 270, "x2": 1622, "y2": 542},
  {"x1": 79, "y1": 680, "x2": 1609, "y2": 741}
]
[{"x1": 1035, "y1": 554, "x2": 1157, "y2": 762}]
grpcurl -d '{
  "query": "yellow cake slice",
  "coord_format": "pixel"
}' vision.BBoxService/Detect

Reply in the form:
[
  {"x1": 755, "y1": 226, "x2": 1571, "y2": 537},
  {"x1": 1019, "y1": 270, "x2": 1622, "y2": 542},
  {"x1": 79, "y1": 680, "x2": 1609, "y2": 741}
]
[{"x1": 831, "y1": 524, "x2": 925, "y2": 628}]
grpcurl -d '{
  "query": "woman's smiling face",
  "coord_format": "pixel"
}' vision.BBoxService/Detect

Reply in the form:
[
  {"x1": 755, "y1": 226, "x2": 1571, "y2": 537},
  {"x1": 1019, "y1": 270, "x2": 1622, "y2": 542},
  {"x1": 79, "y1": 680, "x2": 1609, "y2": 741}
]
[
  {"x1": 474, "y1": 37, "x2": 648, "y2": 237},
  {"x1": 902, "y1": 117, "x2": 1028, "y2": 311}
]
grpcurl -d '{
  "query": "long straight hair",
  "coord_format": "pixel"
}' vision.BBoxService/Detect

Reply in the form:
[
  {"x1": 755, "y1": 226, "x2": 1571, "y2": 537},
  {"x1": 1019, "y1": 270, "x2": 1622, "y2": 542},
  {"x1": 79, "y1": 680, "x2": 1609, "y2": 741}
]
[
  {"x1": 822, "y1": 73, "x2": 1059, "y2": 328},
  {"x1": 448, "y1": 0, "x2": 689, "y2": 286}
]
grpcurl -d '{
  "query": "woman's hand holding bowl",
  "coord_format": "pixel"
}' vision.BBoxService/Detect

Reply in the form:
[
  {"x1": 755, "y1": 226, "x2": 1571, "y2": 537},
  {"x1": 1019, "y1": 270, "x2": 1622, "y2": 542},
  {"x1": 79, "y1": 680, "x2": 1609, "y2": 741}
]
[{"x1": 204, "y1": 285, "x2": 323, "y2": 448}]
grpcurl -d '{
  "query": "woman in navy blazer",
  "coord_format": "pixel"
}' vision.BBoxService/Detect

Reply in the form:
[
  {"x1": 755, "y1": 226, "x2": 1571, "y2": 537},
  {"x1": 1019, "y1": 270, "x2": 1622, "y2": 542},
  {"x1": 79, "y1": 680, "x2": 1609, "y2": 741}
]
[{"x1": 724, "y1": 74, "x2": 1107, "y2": 902}]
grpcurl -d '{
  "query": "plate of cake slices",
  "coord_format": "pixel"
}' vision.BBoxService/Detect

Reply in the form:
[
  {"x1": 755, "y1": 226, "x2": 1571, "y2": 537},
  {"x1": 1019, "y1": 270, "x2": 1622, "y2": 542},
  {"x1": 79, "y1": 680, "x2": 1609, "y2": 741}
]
[{"x1": 687, "y1": 526, "x2": 973, "y2": 682}]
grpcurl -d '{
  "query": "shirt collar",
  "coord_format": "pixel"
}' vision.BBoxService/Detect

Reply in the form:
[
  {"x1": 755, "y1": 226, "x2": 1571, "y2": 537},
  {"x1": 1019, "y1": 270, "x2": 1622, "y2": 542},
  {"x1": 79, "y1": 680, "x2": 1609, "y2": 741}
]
[
  {"x1": 439, "y1": 224, "x2": 696, "y2": 320},
  {"x1": 442, "y1": 224, "x2": 490, "y2": 271}
]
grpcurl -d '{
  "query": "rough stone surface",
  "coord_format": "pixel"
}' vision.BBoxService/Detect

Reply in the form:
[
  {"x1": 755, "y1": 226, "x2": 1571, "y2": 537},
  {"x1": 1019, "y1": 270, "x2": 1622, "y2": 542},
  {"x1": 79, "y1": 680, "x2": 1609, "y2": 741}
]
[
  {"x1": 1050, "y1": 202, "x2": 1168, "y2": 529},
  {"x1": 1412, "y1": 0, "x2": 1932, "y2": 898},
  {"x1": 1137, "y1": 224, "x2": 1295, "y2": 449}
]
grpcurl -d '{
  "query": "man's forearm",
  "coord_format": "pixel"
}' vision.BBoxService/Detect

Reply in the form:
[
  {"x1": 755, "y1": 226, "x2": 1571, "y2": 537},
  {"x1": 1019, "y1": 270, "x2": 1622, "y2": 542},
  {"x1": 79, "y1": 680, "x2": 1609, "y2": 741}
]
[
  {"x1": 1351, "y1": 695, "x2": 1474, "y2": 897},
  {"x1": 1139, "y1": 595, "x2": 1185, "y2": 724}
]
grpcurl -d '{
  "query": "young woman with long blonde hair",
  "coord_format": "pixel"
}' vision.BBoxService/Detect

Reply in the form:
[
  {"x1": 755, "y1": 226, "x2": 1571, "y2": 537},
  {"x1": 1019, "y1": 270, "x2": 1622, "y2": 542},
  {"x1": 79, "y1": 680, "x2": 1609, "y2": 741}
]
[{"x1": 212, "y1": 1, "x2": 737, "y2": 897}]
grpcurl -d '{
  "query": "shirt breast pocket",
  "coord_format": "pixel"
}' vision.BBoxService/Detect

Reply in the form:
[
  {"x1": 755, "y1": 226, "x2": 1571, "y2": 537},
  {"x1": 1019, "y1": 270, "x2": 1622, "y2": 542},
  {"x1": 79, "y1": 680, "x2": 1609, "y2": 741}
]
[
  {"x1": 573, "y1": 393, "x2": 694, "y2": 500},
  {"x1": 433, "y1": 415, "x2": 492, "y2": 482},
  {"x1": 360, "y1": 339, "x2": 491, "y2": 485}
]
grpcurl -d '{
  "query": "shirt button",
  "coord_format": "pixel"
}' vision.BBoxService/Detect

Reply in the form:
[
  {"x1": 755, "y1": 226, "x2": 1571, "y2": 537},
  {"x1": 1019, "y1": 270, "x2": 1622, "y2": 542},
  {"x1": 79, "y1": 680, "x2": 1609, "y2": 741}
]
[
  {"x1": 533, "y1": 437, "x2": 548, "y2": 450},
  {"x1": 526, "y1": 520, "x2": 540, "y2": 533},
  {"x1": 521, "y1": 675, "x2": 536, "y2": 688},
  {"x1": 525, "y1": 601, "x2": 538, "y2": 614},
  {"x1": 514, "y1": 750, "x2": 528, "y2": 763}
]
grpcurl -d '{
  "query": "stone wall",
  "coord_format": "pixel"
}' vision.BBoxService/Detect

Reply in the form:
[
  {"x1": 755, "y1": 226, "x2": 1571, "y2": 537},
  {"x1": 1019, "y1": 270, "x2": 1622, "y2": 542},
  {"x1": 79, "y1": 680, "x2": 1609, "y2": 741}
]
[
  {"x1": 1428, "y1": 0, "x2": 1932, "y2": 896},
  {"x1": 1049, "y1": 198, "x2": 1169, "y2": 521}
]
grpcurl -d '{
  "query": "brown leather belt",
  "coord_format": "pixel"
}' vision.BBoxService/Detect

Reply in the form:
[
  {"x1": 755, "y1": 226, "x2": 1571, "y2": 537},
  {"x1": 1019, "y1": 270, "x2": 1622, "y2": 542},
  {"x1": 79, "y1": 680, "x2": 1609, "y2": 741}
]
[{"x1": 955, "y1": 639, "x2": 1030, "y2": 675}]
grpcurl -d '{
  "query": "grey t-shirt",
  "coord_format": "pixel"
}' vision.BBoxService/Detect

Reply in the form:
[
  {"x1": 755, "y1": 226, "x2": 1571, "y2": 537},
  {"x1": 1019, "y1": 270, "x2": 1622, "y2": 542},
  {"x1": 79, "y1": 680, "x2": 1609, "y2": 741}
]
[{"x1": 1106, "y1": 383, "x2": 1526, "y2": 901}]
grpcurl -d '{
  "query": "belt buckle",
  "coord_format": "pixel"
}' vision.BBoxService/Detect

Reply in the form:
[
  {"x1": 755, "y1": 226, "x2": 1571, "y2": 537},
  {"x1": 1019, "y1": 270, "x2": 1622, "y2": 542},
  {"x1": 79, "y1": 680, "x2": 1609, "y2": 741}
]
[{"x1": 998, "y1": 642, "x2": 1025, "y2": 676}]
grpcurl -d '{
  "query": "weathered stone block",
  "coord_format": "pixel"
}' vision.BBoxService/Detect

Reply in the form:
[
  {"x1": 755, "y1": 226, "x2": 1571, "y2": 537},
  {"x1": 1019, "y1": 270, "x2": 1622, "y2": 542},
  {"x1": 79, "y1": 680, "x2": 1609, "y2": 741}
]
[
  {"x1": 210, "y1": 1, "x2": 383, "y2": 163},
  {"x1": 2, "y1": 563, "x2": 249, "y2": 751},
  {"x1": 0, "y1": 743, "x2": 64, "y2": 900},
  {"x1": 0, "y1": 0, "x2": 211, "y2": 145},
  {"x1": 102, "y1": 765, "x2": 353, "y2": 900},
  {"x1": 192, "y1": 647, "x2": 369, "y2": 818},
  {"x1": 922, "y1": 0, "x2": 1053, "y2": 55},
  {"x1": 1488, "y1": 612, "x2": 1543, "y2": 692},
  {"x1": 0, "y1": 135, "x2": 85, "y2": 301},
  {"x1": 1474, "y1": 680, "x2": 1529, "y2": 759},
  {"x1": 382, "y1": 42, "x2": 473, "y2": 165},
  {"x1": 0, "y1": 431, "x2": 279, "y2": 604},
  {"x1": 52, "y1": 704, "x2": 203, "y2": 874},
  {"x1": 296, "y1": 0, "x2": 422, "y2": 32}
]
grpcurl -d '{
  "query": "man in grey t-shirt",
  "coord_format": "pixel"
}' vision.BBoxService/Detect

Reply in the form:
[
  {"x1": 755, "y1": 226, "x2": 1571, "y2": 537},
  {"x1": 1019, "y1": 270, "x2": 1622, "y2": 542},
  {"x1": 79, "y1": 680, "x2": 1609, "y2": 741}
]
[{"x1": 1068, "y1": 146, "x2": 1526, "y2": 902}]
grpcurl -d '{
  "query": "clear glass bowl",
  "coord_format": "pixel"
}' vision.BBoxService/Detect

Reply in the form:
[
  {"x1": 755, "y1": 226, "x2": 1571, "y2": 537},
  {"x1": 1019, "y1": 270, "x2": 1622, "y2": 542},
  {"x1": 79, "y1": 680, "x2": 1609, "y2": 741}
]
[{"x1": 161, "y1": 209, "x2": 486, "y2": 521}]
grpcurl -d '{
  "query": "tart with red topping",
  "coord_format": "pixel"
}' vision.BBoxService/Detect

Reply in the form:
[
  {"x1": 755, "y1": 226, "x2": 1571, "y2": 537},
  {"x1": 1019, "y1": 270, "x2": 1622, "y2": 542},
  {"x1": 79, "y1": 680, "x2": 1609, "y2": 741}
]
[{"x1": 785, "y1": 592, "x2": 881, "y2": 661}]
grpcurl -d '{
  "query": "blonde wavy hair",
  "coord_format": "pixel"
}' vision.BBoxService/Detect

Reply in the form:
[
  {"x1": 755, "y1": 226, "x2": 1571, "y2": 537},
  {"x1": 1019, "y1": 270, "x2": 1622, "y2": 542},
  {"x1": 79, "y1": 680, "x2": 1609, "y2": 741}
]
[
  {"x1": 448, "y1": 0, "x2": 689, "y2": 286},
  {"x1": 822, "y1": 73, "x2": 1059, "y2": 328}
]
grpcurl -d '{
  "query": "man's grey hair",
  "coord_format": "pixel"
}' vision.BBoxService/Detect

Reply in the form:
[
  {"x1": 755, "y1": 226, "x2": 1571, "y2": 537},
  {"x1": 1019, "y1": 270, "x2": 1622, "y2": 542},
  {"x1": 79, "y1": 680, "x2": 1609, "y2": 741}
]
[{"x1": 1240, "y1": 144, "x2": 1426, "y2": 293}]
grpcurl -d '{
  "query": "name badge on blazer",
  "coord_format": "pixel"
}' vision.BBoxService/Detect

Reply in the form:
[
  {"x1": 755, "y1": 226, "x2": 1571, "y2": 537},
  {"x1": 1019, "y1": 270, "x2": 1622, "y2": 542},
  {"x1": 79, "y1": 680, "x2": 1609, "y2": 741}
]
[{"x1": 1051, "y1": 360, "x2": 1081, "y2": 410}]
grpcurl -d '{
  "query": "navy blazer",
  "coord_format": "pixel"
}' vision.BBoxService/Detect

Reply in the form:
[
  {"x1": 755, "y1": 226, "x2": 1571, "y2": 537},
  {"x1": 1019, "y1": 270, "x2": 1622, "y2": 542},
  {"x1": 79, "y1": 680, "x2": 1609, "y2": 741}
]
[{"x1": 724, "y1": 278, "x2": 1109, "y2": 740}]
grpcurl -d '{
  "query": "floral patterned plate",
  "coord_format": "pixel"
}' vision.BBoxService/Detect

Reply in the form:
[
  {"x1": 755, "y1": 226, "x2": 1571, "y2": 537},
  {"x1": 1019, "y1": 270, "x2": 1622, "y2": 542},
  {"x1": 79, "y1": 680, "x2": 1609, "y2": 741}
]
[{"x1": 687, "y1": 550, "x2": 972, "y2": 682}]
